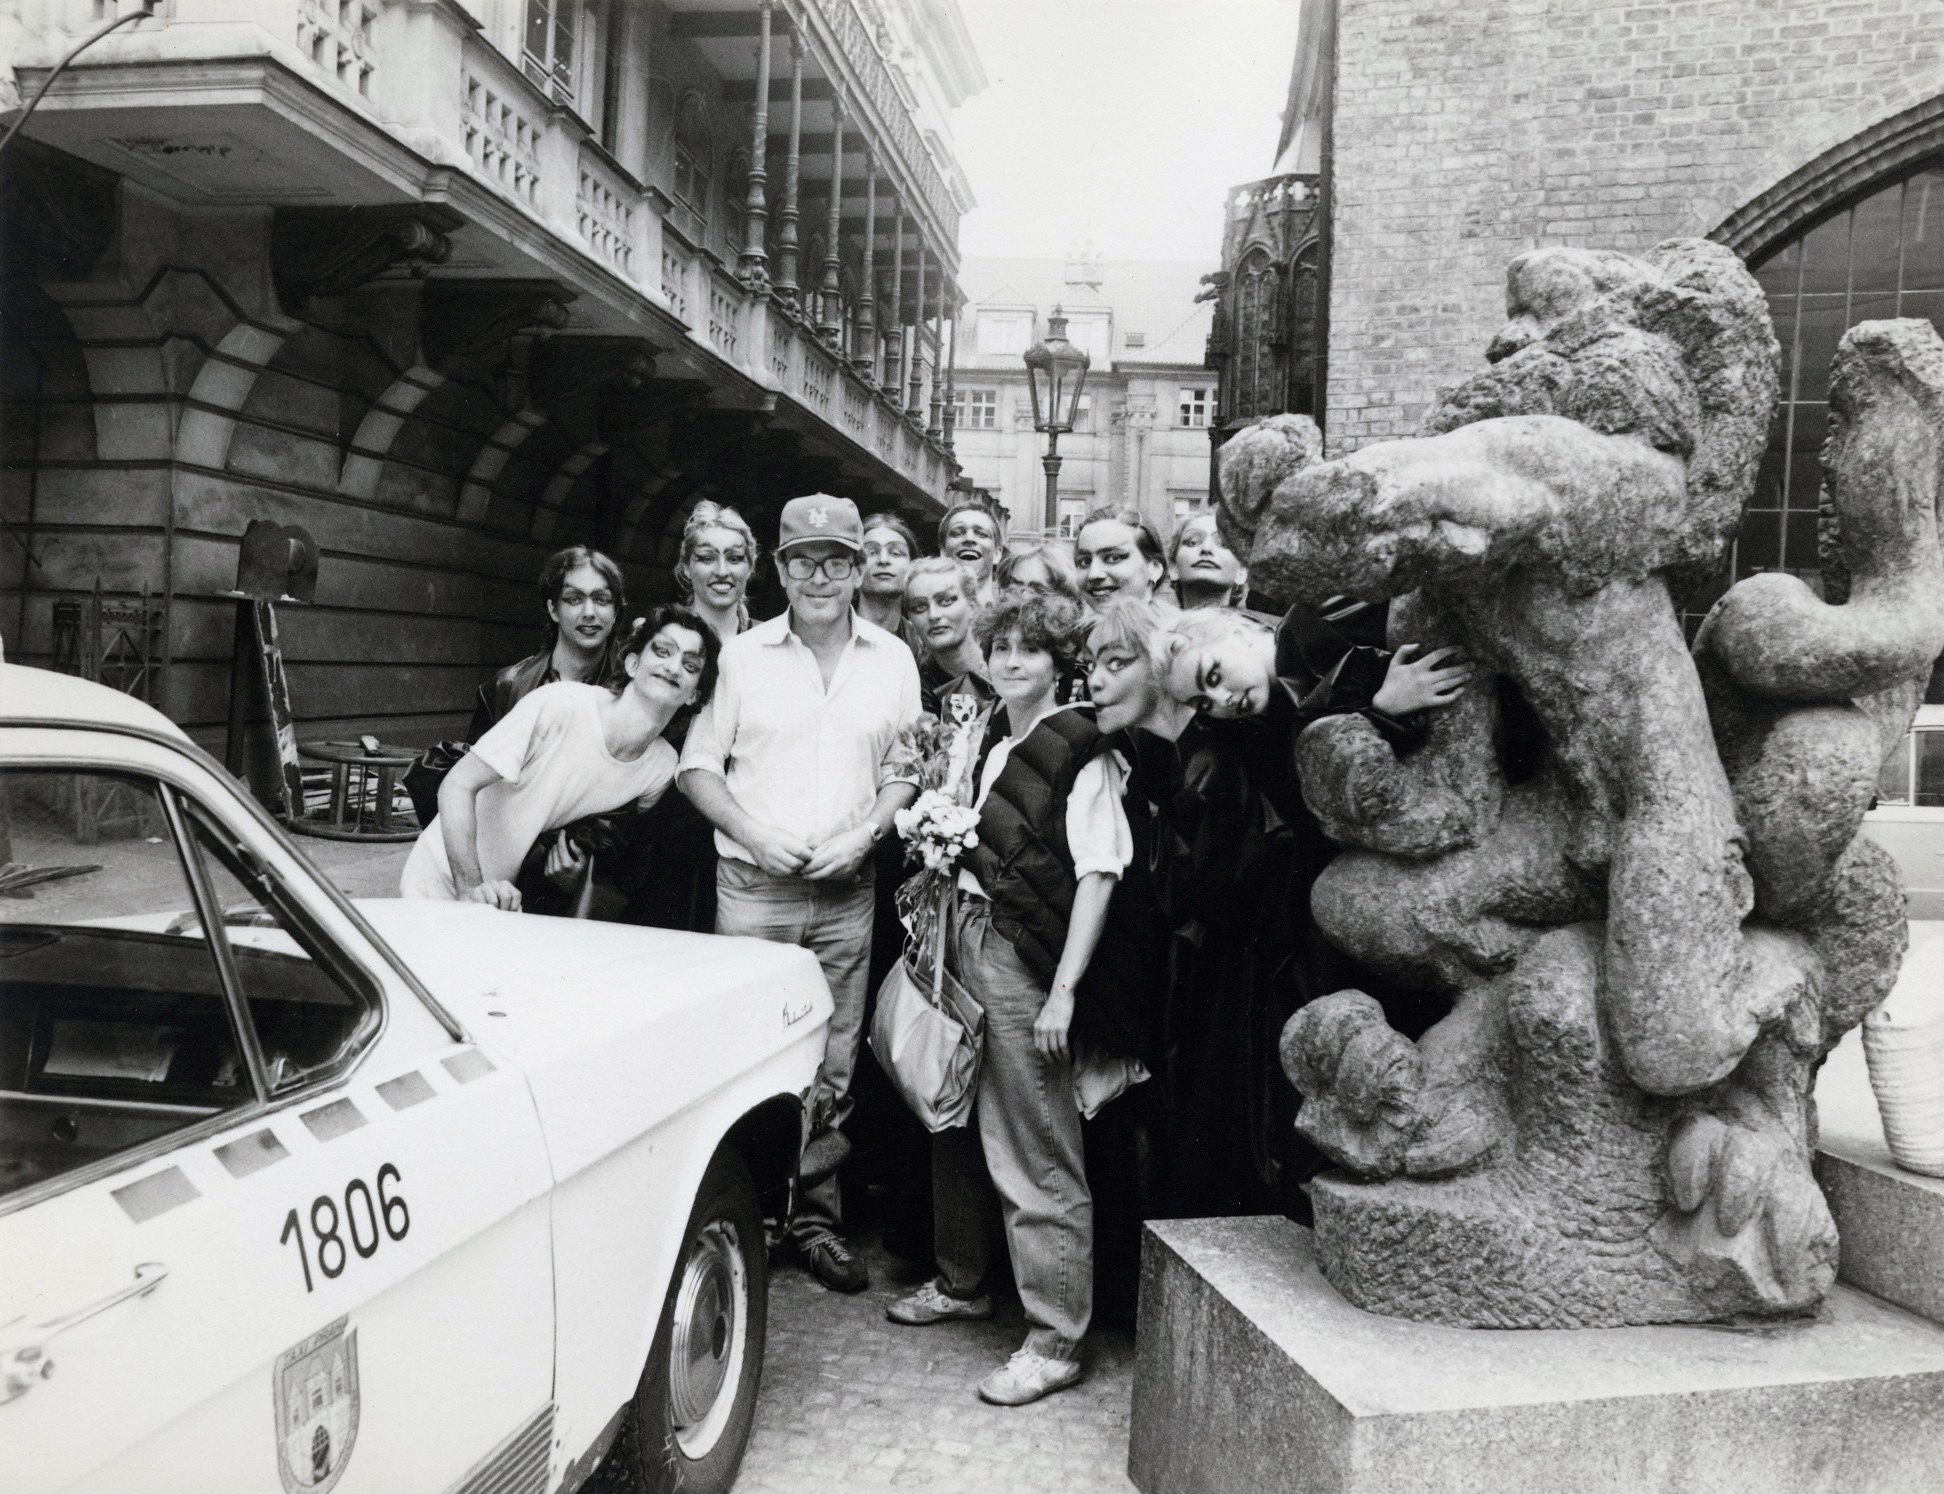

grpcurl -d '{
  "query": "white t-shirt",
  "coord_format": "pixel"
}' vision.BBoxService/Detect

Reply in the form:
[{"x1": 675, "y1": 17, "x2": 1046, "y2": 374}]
[
  {"x1": 400, "y1": 681, "x2": 677, "y2": 900},
  {"x1": 959, "y1": 704, "x2": 1133, "y2": 901}
]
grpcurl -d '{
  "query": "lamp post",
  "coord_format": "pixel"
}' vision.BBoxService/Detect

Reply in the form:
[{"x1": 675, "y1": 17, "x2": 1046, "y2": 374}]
[{"x1": 1022, "y1": 305, "x2": 1090, "y2": 536}]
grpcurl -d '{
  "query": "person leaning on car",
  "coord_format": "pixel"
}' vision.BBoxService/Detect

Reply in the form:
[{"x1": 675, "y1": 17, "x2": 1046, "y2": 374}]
[
  {"x1": 404, "y1": 547, "x2": 627, "y2": 827},
  {"x1": 678, "y1": 494, "x2": 922, "y2": 1295}
]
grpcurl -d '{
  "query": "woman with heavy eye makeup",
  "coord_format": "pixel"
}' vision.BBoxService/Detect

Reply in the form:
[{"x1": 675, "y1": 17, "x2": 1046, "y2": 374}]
[
  {"x1": 902, "y1": 557, "x2": 994, "y2": 715},
  {"x1": 609, "y1": 501, "x2": 766, "y2": 934},
  {"x1": 1073, "y1": 506, "x2": 1167, "y2": 611},
  {"x1": 675, "y1": 500, "x2": 760, "y2": 643},
  {"x1": 1169, "y1": 512, "x2": 1249, "y2": 609},
  {"x1": 1132, "y1": 595, "x2": 1474, "y2": 1225}
]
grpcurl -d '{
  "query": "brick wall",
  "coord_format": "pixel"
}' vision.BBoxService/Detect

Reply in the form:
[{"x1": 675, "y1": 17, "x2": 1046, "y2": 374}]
[{"x1": 1325, "y1": 0, "x2": 1944, "y2": 453}]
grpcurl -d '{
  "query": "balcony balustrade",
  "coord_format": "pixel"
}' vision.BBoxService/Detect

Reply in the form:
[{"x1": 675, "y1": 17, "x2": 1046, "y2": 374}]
[{"x1": 6, "y1": 0, "x2": 958, "y2": 501}]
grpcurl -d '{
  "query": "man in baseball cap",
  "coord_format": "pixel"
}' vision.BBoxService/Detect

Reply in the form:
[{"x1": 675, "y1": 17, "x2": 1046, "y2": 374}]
[{"x1": 679, "y1": 493, "x2": 922, "y2": 1293}]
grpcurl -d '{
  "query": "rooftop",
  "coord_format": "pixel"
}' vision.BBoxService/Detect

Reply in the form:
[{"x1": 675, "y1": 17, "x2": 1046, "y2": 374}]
[{"x1": 954, "y1": 254, "x2": 1215, "y2": 372}]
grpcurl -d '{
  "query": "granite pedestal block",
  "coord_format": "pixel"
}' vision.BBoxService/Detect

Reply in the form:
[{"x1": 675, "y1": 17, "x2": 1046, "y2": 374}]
[
  {"x1": 1814, "y1": 1026, "x2": 1944, "y2": 1325},
  {"x1": 1129, "y1": 1217, "x2": 1944, "y2": 1494}
]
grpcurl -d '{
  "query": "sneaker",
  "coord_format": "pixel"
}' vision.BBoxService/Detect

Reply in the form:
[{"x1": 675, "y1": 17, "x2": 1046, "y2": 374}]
[
  {"x1": 801, "y1": 1233, "x2": 869, "y2": 1293},
  {"x1": 887, "y1": 1281, "x2": 994, "y2": 1325},
  {"x1": 976, "y1": 1348, "x2": 1084, "y2": 1406}
]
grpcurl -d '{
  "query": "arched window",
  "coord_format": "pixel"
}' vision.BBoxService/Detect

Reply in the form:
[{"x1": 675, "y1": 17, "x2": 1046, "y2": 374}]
[
  {"x1": 1233, "y1": 246, "x2": 1283, "y2": 422},
  {"x1": 1712, "y1": 159, "x2": 1944, "y2": 696},
  {"x1": 673, "y1": 93, "x2": 712, "y2": 221},
  {"x1": 723, "y1": 148, "x2": 751, "y2": 257},
  {"x1": 1287, "y1": 240, "x2": 1320, "y2": 416},
  {"x1": 1727, "y1": 163, "x2": 1944, "y2": 595}
]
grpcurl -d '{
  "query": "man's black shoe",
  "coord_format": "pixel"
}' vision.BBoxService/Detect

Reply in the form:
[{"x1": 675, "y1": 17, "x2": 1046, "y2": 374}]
[{"x1": 802, "y1": 1233, "x2": 869, "y2": 1293}]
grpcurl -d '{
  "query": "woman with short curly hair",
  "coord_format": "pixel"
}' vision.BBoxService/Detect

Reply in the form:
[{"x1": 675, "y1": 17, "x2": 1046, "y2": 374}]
[{"x1": 886, "y1": 590, "x2": 1138, "y2": 1410}]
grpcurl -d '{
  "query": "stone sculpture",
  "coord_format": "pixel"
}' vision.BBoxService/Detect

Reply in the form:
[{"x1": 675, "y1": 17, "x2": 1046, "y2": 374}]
[{"x1": 1218, "y1": 239, "x2": 1944, "y2": 1328}]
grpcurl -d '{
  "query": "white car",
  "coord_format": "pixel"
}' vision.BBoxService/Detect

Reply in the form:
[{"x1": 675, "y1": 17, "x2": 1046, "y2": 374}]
[
  {"x1": 1865, "y1": 702, "x2": 1944, "y2": 920},
  {"x1": 0, "y1": 664, "x2": 832, "y2": 1494}
]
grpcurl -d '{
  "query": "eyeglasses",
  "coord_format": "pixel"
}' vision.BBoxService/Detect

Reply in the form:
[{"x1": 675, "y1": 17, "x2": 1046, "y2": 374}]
[{"x1": 783, "y1": 554, "x2": 857, "y2": 581}]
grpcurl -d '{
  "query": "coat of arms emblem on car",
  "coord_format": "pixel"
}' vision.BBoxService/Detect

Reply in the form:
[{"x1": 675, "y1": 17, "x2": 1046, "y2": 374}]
[{"x1": 273, "y1": 1316, "x2": 359, "y2": 1494}]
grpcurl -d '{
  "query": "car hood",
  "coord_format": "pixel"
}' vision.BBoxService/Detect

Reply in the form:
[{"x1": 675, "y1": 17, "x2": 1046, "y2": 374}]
[
  {"x1": 354, "y1": 898, "x2": 805, "y2": 1026},
  {"x1": 353, "y1": 900, "x2": 833, "y2": 1178}
]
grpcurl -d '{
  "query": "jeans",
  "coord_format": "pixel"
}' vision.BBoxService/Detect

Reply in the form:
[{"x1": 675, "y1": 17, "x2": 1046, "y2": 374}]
[
  {"x1": 716, "y1": 856, "x2": 875, "y2": 1244},
  {"x1": 933, "y1": 897, "x2": 1092, "y2": 1358}
]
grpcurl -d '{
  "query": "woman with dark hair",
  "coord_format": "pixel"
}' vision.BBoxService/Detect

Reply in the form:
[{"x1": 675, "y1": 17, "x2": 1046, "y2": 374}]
[
  {"x1": 1073, "y1": 506, "x2": 1166, "y2": 612},
  {"x1": 886, "y1": 591, "x2": 1138, "y2": 1409},
  {"x1": 468, "y1": 545, "x2": 627, "y2": 740},
  {"x1": 674, "y1": 500, "x2": 759, "y2": 642},
  {"x1": 401, "y1": 606, "x2": 718, "y2": 908},
  {"x1": 857, "y1": 513, "x2": 923, "y2": 638}
]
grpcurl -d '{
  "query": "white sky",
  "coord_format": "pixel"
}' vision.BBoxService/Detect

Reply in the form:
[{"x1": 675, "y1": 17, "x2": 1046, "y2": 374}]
[{"x1": 949, "y1": 0, "x2": 1304, "y2": 264}]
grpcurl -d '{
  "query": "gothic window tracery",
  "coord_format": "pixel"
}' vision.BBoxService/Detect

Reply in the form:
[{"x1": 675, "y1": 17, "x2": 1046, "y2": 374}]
[{"x1": 1233, "y1": 246, "x2": 1284, "y2": 421}]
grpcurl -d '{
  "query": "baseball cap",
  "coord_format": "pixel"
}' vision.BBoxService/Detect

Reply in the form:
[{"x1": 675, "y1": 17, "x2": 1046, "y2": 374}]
[{"x1": 776, "y1": 493, "x2": 864, "y2": 553}]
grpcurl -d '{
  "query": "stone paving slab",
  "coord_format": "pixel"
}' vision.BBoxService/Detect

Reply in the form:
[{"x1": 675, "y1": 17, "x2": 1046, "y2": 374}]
[{"x1": 736, "y1": 1237, "x2": 1138, "y2": 1493}]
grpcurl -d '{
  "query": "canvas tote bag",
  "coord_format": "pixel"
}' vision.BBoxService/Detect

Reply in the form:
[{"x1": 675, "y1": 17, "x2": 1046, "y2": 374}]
[{"x1": 869, "y1": 883, "x2": 984, "y2": 1131}]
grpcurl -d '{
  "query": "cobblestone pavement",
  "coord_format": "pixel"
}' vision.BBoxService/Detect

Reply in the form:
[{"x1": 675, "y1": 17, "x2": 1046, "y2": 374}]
[{"x1": 735, "y1": 1232, "x2": 1138, "y2": 1494}]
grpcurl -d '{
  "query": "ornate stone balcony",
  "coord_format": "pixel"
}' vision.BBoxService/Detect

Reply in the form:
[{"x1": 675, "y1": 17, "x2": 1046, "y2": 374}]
[{"x1": 2, "y1": 0, "x2": 961, "y2": 510}]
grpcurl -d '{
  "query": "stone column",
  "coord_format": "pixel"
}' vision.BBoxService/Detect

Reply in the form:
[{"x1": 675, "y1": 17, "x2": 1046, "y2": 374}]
[
  {"x1": 854, "y1": 149, "x2": 877, "y2": 382},
  {"x1": 818, "y1": 90, "x2": 846, "y2": 347},
  {"x1": 942, "y1": 281, "x2": 958, "y2": 452},
  {"x1": 774, "y1": 30, "x2": 803, "y2": 309},
  {"x1": 885, "y1": 196, "x2": 905, "y2": 400},
  {"x1": 737, "y1": 0, "x2": 773, "y2": 288},
  {"x1": 927, "y1": 292, "x2": 944, "y2": 439},
  {"x1": 907, "y1": 239, "x2": 927, "y2": 421}
]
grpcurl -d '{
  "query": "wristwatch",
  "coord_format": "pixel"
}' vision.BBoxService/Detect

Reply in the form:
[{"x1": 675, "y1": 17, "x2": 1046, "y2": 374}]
[{"x1": 866, "y1": 820, "x2": 887, "y2": 844}]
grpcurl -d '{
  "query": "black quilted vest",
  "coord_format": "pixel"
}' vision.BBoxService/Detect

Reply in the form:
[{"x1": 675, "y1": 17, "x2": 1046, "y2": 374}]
[{"x1": 962, "y1": 707, "x2": 1157, "y2": 1062}]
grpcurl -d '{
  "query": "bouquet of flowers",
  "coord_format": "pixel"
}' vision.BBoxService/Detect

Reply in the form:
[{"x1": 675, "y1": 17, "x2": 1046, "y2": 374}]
[
  {"x1": 887, "y1": 697, "x2": 994, "y2": 959},
  {"x1": 896, "y1": 790, "x2": 980, "y2": 873}
]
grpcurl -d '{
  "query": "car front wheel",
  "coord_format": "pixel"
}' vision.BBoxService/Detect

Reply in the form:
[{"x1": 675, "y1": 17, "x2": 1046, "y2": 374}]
[{"x1": 617, "y1": 1148, "x2": 768, "y2": 1494}]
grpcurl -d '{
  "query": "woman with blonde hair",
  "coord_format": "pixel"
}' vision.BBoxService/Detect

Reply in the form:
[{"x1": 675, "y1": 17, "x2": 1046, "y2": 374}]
[
  {"x1": 995, "y1": 541, "x2": 1084, "y2": 607},
  {"x1": 674, "y1": 499, "x2": 760, "y2": 642}
]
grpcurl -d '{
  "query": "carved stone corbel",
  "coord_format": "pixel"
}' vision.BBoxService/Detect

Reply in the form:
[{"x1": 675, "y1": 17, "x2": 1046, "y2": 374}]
[
  {"x1": 271, "y1": 204, "x2": 465, "y2": 311},
  {"x1": 419, "y1": 279, "x2": 576, "y2": 367}
]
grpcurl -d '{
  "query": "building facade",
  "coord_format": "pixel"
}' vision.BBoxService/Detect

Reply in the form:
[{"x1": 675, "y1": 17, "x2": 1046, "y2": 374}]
[
  {"x1": 949, "y1": 251, "x2": 1215, "y2": 543},
  {"x1": 1240, "y1": 0, "x2": 1944, "y2": 629},
  {"x1": 0, "y1": 0, "x2": 983, "y2": 749}
]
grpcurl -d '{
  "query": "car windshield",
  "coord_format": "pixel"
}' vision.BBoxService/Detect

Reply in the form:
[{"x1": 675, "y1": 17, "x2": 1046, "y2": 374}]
[{"x1": 0, "y1": 769, "x2": 253, "y2": 1199}]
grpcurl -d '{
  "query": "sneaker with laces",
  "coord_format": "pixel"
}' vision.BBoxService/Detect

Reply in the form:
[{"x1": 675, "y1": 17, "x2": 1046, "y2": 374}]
[
  {"x1": 801, "y1": 1232, "x2": 869, "y2": 1293},
  {"x1": 886, "y1": 1281, "x2": 994, "y2": 1325},
  {"x1": 976, "y1": 1348, "x2": 1084, "y2": 1406}
]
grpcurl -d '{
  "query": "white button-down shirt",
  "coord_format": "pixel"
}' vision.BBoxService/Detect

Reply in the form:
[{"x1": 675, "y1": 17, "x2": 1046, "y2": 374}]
[{"x1": 681, "y1": 610, "x2": 922, "y2": 864}]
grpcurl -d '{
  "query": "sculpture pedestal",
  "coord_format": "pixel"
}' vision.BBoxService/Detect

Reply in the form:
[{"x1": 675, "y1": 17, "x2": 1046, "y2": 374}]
[
  {"x1": 1815, "y1": 1026, "x2": 1944, "y2": 1325},
  {"x1": 1129, "y1": 1217, "x2": 1944, "y2": 1494}
]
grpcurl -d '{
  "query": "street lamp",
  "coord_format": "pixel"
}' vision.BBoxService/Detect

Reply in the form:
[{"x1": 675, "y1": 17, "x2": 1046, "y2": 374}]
[{"x1": 1022, "y1": 305, "x2": 1090, "y2": 535}]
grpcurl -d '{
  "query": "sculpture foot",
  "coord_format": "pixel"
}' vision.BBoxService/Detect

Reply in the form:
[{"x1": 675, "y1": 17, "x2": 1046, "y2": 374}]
[{"x1": 1651, "y1": 1110, "x2": 1836, "y2": 1315}]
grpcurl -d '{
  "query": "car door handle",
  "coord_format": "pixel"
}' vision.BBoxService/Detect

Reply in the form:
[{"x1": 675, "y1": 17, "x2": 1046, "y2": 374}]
[{"x1": 1, "y1": 1263, "x2": 167, "y2": 1404}]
